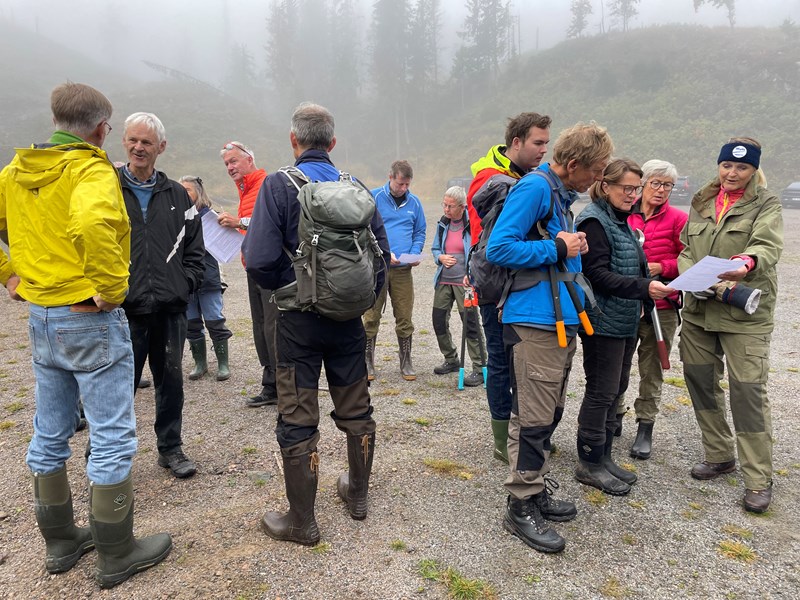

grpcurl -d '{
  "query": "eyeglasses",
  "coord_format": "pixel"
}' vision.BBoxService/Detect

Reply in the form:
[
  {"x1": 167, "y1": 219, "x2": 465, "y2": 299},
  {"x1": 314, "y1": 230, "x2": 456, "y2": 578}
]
[
  {"x1": 441, "y1": 202, "x2": 461, "y2": 210},
  {"x1": 103, "y1": 121, "x2": 112, "y2": 134},
  {"x1": 222, "y1": 141, "x2": 252, "y2": 158},
  {"x1": 605, "y1": 182, "x2": 643, "y2": 196},
  {"x1": 647, "y1": 180, "x2": 675, "y2": 192}
]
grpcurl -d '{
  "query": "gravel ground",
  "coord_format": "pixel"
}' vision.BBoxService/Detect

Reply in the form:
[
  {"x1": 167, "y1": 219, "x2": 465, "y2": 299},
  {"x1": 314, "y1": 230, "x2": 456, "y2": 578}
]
[{"x1": 0, "y1": 201, "x2": 799, "y2": 600}]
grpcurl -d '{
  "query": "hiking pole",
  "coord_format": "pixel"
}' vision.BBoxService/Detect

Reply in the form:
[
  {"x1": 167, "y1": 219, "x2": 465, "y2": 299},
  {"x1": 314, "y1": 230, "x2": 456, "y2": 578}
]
[
  {"x1": 471, "y1": 289, "x2": 488, "y2": 389},
  {"x1": 651, "y1": 306, "x2": 670, "y2": 370},
  {"x1": 549, "y1": 265, "x2": 567, "y2": 348},
  {"x1": 457, "y1": 287, "x2": 473, "y2": 390}
]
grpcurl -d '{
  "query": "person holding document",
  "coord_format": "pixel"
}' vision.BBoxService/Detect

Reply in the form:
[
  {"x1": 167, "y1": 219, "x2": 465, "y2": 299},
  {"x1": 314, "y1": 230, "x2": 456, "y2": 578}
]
[
  {"x1": 179, "y1": 176, "x2": 232, "y2": 382},
  {"x1": 574, "y1": 159, "x2": 674, "y2": 496},
  {"x1": 679, "y1": 137, "x2": 783, "y2": 513}
]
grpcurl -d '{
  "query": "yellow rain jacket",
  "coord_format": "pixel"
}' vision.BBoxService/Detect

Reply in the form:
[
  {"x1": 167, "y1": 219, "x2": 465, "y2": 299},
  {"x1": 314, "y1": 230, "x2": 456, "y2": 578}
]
[{"x1": 0, "y1": 142, "x2": 130, "y2": 306}]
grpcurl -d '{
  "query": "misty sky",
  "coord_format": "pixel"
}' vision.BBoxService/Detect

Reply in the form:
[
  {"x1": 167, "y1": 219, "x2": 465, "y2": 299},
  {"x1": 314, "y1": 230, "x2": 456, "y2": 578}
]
[{"x1": 3, "y1": 0, "x2": 800, "y2": 87}]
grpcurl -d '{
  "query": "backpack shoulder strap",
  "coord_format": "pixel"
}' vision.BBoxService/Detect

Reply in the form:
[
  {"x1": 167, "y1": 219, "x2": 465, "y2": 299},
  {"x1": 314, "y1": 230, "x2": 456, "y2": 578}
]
[
  {"x1": 527, "y1": 170, "x2": 560, "y2": 240},
  {"x1": 278, "y1": 166, "x2": 310, "y2": 193}
]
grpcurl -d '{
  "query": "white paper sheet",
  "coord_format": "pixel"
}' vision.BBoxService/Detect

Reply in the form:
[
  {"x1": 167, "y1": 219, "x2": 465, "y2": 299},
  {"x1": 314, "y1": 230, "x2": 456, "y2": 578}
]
[
  {"x1": 668, "y1": 256, "x2": 746, "y2": 292},
  {"x1": 201, "y1": 210, "x2": 244, "y2": 263},
  {"x1": 396, "y1": 253, "x2": 424, "y2": 264}
]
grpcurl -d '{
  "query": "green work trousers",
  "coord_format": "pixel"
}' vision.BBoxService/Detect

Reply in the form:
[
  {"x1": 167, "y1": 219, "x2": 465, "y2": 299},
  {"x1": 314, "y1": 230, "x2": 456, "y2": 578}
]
[
  {"x1": 431, "y1": 284, "x2": 485, "y2": 369},
  {"x1": 363, "y1": 266, "x2": 415, "y2": 339},
  {"x1": 679, "y1": 319, "x2": 773, "y2": 489},
  {"x1": 632, "y1": 307, "x2": 679, "y2": 422}
]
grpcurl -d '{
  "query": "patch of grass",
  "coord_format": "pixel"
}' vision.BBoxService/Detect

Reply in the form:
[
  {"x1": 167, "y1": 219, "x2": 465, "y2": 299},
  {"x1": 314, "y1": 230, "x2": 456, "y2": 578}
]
[
  {"x1": 423, "y1": 458, "x2": 472, "y2": 478},
  {"x1": 15, "y1": 343, "x2": 26, "y2": 349},
  {"x1": 666, "y1": 559, "x2": 678, "y2": 566},
  {"x1": 0, "y1": 420, "x2": 16, "y2": 430},
  {"x1": 382, "y1": 355, "x2": 393, "y2": 362},
  {"x1": 523, "y1": 574, "x2": 542, "y2": 584},
  {"x1": 720, "y1": 381, "x2": 729, "y2": 389},
  {"x1": 688, "y1": 502, "x2": 703, "y2": 510},
  {"x1": 622, "y1": 533, "x2": 636, "y2": 545},
  {"x1": 663, "y1": 403, "x2": 678, "y2": 412},
  {"x1": 620, "y1": 462, "x2": 637, "y2": 473},
  {"x1": 418, "y1": 559, "x2": 497, "y2": 600},
  {"x1": 414, "y1": 417, "x2": 431, "y2": 426},
  {"x1": 402, "y1": 397, "x2": 417, "y2": 405},
  {"x1": 628, "y1": 500, "x2": 646, "y2": 509},
  {"x1": 390, "y1": 539, "x2": 407, "y2": 551},
  {"x1": 4, "y1": 401, "x2": 25, "y2": 413},
  {"x1": 677, "y1": 395, "x2": 692, "y2": 406},
  {"x1": 253, "y1": 478, "x2": 267, "y2": 487},
  {"x1": 787, "y1": 367, "x2": 799, "y2": 373},
  {"x1": 418, "y1": 329, "x2": 430, "y2": 335},
  {"x1": 775, "y1": 468, "x2": 789, "y2": 476},
  {"x1": 681, "y1": 509, "x2": 699, "y2": 520},
  {"x1": 598, "y1": 576, "x2": 630, "y2": 598},
  {"x1": 310, "y1": 541, "x2": 332, "y2": 554},
  {"x1": 427, "y1": 380, "x2": 449, "y2": 389},
  {"x1": 585, "y1": 489, "x2": 607, "y2": 506},
  {"x1": 725, "y1": 476, "x2": 738, "y2": 487},
  {"x1": 7, "y1": 359, "x2": 17, "y2": 365},
  {"x1": 663, "y1": 376, "x2": 686, "y2": 388},
  {"x1": 242, "y1": 446, "x2": 257, "y2": 455},
  {"x1": 383, "y1": 388, "x2": 401, "y2": 396},
  {"x1": 721, "y1": 524, "x2": 753, "y2": 540},
  {"x1": 791, "y1": 463, "x2": 800, "y2": 470},
  {"x1": 718, "y1": 539, "x2": 757, "y2": 563}
]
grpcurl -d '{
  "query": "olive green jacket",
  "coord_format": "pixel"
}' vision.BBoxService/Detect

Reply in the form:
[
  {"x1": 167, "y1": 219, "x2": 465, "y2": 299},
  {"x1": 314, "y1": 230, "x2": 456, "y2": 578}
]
[{"x1": 678, "y1": 175, "x2": 782, "y2": 334}]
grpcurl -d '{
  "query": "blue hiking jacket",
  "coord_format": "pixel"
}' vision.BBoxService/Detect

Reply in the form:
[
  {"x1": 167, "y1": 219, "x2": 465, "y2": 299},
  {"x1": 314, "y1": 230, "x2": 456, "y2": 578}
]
[{"x1": 371, "y1": 182, "x2": 426, "y2": 259}]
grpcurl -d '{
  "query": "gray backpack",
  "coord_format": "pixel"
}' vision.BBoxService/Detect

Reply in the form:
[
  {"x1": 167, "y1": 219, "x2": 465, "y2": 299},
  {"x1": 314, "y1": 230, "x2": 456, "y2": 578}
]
[{"x1": 277, "y1": 166, "x2": 384, "y2": 321}]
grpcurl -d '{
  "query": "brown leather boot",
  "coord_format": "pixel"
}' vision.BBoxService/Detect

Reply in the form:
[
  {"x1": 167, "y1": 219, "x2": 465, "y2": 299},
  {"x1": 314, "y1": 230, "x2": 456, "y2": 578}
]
[
  {"x1": 744, "y1": 485, "x2": 772, "y2": 513},
  {"x1": 337, "y1": 432, "x2": 375, "y2": 520},
  {"x1": 398, "y1": 335, "x2": 416, "y2": 381},
  {"x1": 261, "y1": 451, "x2": 320, "y2": 546},
  {"x1": 690, "y1": 459, "x2": 736, "y2": 480}
]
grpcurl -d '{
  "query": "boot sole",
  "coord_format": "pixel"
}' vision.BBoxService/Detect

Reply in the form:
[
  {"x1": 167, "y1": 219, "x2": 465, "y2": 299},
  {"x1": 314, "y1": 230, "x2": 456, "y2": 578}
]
[
  {"x1": 690, "y1": 465, "x2": 736, "y2": 480},
  {"x1": 96, "y1": 542, "x2": 172, "y2": 589},
  {"x1": 402, "y1": 375, "x2": 417, "y2": 381},
  {"x1": 188, "y1": 371, "x2": 207, "y2": 381},
  {"x1": 629, "y1": 449, "x2": 651, "y2": 460},
  {"x1": 575, "y1": 474, "x2": 631, "y2": 496},
  {"x1": 502, "y1": 517, "x2": 565, "y2": 553},
  {"x1": 46, "y1": 540, "x2": 95, "y2": 574}
]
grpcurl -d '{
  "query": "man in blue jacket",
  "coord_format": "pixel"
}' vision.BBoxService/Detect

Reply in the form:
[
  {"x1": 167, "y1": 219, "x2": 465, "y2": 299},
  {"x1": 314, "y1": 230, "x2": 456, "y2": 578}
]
[
  {"x1": 363, "y1": 160, "x2": 427, "y2": 380},
  {"x1": 242, "y1": 102, "x2": 391, "y2": 545},
  {"x1": 487, "y1": 122, "x2": 614, "y2": 553}
]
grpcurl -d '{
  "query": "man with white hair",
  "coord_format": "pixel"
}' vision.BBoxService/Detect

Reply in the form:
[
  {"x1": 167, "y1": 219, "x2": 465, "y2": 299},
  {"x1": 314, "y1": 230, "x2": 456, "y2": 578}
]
[{"x1": 119, "y1": 112, "x2": 205, "y2": 478}]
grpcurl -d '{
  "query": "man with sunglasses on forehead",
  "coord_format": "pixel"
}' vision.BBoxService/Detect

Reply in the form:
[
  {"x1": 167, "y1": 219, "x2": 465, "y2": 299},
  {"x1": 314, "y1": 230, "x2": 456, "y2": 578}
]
[{"x1": 219, "y1": 141, "x2": 277, "y2": 408}]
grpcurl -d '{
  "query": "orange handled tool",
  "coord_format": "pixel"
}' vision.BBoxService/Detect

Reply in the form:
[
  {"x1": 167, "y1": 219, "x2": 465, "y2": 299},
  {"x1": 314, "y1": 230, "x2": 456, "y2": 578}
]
[{"x1": 549, "y1": 265, "x2": 567, "y2": 348}]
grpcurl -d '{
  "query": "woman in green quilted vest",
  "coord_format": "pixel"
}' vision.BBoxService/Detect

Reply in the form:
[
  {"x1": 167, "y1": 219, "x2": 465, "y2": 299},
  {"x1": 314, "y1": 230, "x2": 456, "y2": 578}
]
[{"x1": 573, "y1": 159, "x2": 675, "y2": 495}]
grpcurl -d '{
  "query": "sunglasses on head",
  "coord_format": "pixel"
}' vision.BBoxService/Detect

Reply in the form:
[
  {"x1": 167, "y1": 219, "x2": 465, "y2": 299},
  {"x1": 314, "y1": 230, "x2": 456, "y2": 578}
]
[{"x1": 222, "y1": 141, "x2": 252, "y2": 157}]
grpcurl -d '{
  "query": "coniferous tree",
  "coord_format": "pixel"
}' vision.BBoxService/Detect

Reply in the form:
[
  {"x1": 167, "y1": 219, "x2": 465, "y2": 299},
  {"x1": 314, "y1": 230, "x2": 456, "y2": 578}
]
[{"x1": 264, "y1": 0, "x2": 299, "y2": 113}]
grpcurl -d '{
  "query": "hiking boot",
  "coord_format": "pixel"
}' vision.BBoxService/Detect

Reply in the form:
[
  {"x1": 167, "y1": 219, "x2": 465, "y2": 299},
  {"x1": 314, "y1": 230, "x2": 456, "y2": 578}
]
[
  {"x1": 212, "y1": 339, "x2": 230, "y2": 381},
  {"x1": 247, "y1": 387, "x2": 278, "y2": 408},
  {"x1": 690, "y1": 459, "x2": 736, "y2": 480},
  {"x1": 744, "y1": 485, "x2": 772, "y2": 513},
  {"x1": 463, "y1": 371, "x2": 484, "y2": 387},
  {"x1": 365, "y1": 337, "x2": 376, "y2": 382},
  {"x1": 261, "y1": 451, "x2": 320, "y2": 546},
  {"x1": 158, "y1": 448, "x2": 197, "y2": 479},
  {"x1": 89, "y1": 476, "x2": 172, "y2": 589},
  {"x1": 32, "y1": 467, "x2": 95, "y2": 574},
  {"x1": 188, "y1": 338, "x2": 208, "y2": 380},
  {"x1": 398, "y1": 335, "x2": 416, "y2": 380},
  {"x1": 433, "y1": 360, "x2": 459, "y2": 375},
  {"x1": 629, "y1": 420, "x2": 654, "y2": 460},
  {"x1": 490, "y1": 419, "x2": 509, "y2": 464},
  {"x1": 503, "y1": 495, "x2": 565, "y2": 553},
  {"x1": 337, "y1": 433, "x2": 375, "y2": 520},
  {"x1": 137, "y1": 378, "x2": 151, "y2": 389},
  {"x1": 532, "y1": 477, "x2": 577, "y2": 522}
]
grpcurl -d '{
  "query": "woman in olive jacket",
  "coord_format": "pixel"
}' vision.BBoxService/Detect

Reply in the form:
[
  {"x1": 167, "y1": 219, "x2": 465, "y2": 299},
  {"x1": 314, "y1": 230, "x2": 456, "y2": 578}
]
[{"x1": 679, "y1": 137, "x2": 783, "y2": 514}]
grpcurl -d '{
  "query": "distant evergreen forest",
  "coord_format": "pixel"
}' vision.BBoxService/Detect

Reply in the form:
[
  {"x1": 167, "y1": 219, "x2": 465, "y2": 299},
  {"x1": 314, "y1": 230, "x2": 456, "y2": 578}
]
[{"x1": 2, "y1": 12, "x2": 798, "y2": 205}]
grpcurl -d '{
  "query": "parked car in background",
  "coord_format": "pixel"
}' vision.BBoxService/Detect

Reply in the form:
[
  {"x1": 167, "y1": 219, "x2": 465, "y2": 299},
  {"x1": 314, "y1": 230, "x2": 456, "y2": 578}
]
[
  {"x1": 446, "y1": 176, "x2": 472, "y2": 191},
  {"x1": 780, "y1": 182, "x2": 800, "y2": 209},
  {"x1": 670, "y1": 176, "x2": 696, "y2": 205}
]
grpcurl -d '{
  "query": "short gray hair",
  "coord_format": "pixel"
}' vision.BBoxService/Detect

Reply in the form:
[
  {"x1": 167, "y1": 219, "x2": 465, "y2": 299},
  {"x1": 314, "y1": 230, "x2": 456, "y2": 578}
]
[
  {"x1": 178, "y1": 175, "x2": 213, "y2": 210},
  {"x1": 444, "y1": 186, "x2": 466, "y2": 206},
  {"x1": 50, "y1": 82, "x2": 112, "y2": 139},
  {"x1": 291, "y1": 102, "x2": 334, "y2": 150},
  {"x1": 641, "y1": 159, "x2": 677, "y2": 183},
  {"x1": 219, "y1": 141, "x2": 255, "y2": 161},
  {"x1": 124, "y1": 112, "x2": 166, "y2": 143}
]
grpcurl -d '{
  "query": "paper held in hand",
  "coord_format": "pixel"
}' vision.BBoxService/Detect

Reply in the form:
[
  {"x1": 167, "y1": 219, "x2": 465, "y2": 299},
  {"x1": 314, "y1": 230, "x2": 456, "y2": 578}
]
[
  {"x1": 201, "y1": 210, "x2": 244, "y2": 263},
  {"x1": 668, "y1": 255, "x2": 746, "y2": 292}
]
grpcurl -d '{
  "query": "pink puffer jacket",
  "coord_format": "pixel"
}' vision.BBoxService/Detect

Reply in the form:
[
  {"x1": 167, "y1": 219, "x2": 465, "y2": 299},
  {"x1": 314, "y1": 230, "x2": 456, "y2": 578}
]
[{"x1": 628, "y1": 201, "x2": 688, "y2": 310}]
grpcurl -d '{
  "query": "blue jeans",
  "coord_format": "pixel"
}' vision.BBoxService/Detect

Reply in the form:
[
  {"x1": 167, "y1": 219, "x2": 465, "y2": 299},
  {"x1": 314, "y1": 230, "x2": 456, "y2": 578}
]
[
  {"x1": 480, "y1": 304, "x2": 512, "y2": 420},
  {"x1": 187, "y1": 290, "x2": 231, "y2": 342},
  {"x1": 26, "y1": 305, "x2": 137, "y2": 484}
]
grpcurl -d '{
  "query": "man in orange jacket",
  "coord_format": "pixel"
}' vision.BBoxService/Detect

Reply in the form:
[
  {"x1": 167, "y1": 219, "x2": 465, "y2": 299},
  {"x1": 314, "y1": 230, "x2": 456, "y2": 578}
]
[{"x1": 219, "y1": 141, "x2": 276, "y2": 407}]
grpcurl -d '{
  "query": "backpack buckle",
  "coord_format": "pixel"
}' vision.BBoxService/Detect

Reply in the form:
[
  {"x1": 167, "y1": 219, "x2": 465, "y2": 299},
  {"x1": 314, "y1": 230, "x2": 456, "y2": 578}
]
[{"x1": 311, "y1": 233, "x2": 320, "y2": 246}]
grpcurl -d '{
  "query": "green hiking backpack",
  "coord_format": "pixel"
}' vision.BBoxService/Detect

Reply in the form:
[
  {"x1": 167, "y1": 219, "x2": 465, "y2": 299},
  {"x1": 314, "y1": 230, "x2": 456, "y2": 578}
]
[{"x1": 277, "y1": 166, "x2": 385, "y2": 321}]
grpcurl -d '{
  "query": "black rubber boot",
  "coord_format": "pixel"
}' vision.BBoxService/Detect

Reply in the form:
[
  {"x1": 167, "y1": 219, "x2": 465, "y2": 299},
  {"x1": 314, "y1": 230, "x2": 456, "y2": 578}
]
[
  {"x1": 188, "y1": 338, "x2": 208, "y2": 380},
  {"x1": 575, "y1": 437, "x2": 631, "y2": 495},
  {"x1": 630, "y1": 420, "x2": 654, "y2": 460},
  {"x1": 365, "y1": 337, "x2": 376, "y2": 382},
  {"x1": 32, "y1": 467, "x2": 95, "y2": 574},
  {"x1": 503, "y1": 496, "x2": 565, "y2": 553},
  {"x1": 337, "y1": 433, "x2": 375, "y2": 520},
  {"x1": 212, "y1": 339, "x2": 231, "y2": 381},
  {"x1": 602, "y1": 431, "x2": 637, "y2": 485},
  {"x1": 89, "y1": 476, "x2": 172, "y2": 589},
  {"x1": 261, "y1": 451, "x2": 321, "y2": 546},
  {"x1": 612, "y1": 411, "x2": 625, "y2": 437}
]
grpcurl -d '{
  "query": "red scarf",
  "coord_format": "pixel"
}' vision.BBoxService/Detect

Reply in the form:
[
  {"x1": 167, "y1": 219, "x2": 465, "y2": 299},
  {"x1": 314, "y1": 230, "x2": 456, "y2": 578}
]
[{"x1": 715, "y1": 187, "x2": 745, "y2": 223}]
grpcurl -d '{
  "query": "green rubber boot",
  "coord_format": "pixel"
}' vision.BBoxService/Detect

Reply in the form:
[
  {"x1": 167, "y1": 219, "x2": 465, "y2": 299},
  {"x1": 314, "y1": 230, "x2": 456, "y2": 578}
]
[
  {"x1": 188, "y1": 338, "x2": 208, "y2": 380},
  {"x1": 491, "y1": 419, "x2": 510, "y2": 464},
  {"x1": 212, "y1": 339, "x2": 231, "y2": 381}
]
